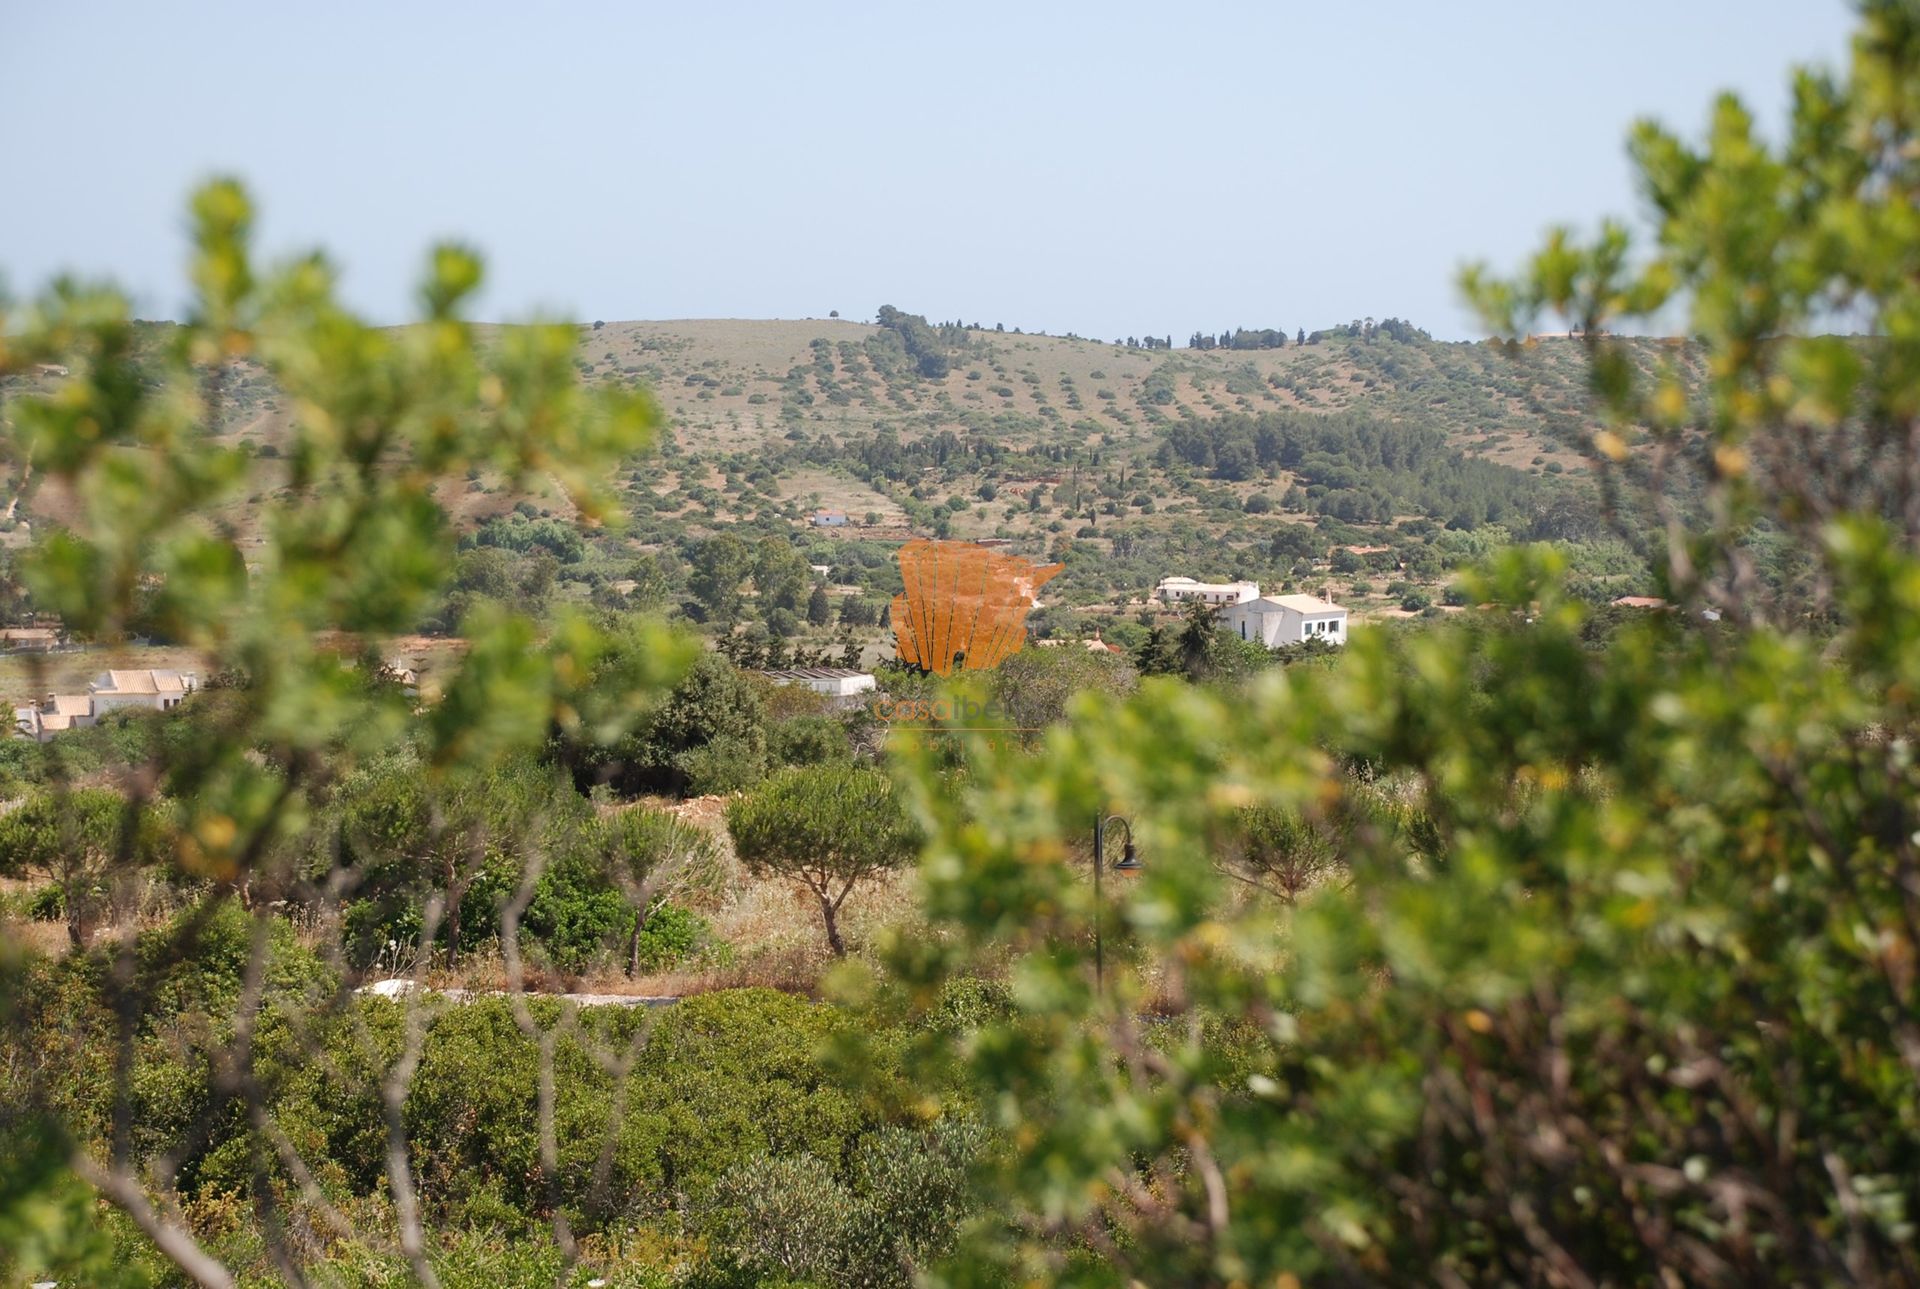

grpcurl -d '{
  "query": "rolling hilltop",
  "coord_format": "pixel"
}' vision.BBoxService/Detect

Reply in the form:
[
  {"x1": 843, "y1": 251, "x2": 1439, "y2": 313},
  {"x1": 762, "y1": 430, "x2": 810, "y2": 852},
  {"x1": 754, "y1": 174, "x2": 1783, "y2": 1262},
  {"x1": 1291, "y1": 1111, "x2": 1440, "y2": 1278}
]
[{"x1": 585, "y1": 314, "x2": 1612, "y2": 469}]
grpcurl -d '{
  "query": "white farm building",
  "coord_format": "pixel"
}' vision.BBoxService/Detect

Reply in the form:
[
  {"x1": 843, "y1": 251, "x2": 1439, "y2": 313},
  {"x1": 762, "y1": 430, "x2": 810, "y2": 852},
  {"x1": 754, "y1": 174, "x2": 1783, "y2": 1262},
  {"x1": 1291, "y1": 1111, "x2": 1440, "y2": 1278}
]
[
  {"x1": 758, "y1": 667, "x2": 877, "y2": 705},
  {"x1": 1218, "y1": 594, "x2": 1348, "y2": 647},
  {"x1": 14, "y1": 669, "x2": 199, "y2": 742},
  {"x1": 1156, "y1": 576, "x2": 1260, "y2": 607}
]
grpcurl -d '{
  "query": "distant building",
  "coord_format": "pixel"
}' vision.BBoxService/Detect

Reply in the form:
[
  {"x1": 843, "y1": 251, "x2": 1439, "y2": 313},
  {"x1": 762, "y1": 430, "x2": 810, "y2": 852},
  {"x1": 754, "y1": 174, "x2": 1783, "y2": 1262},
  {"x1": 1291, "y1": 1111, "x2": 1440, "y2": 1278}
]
[
  {"x1": 14, "y1": 694, "x2": 94, "y2": 741},
  {"x1": 0, "y1": 626, "x2": 62, "y2": 653},
  {"x1": 1609, "y1": 594, "x2": 1722, "y2": 622},
  {"x1": 1219, "y1": 594, "x2": 1348, "y2": 647},
  {"x1": 1157, "y1": 576, "x2": 1260, "y2": 607},
  {"x1": 810, "y1": 511, "x2": 850, "y2": 528},
  {"x1": 758, "y1": 667, "x2": 876, "y2": 704},
  {"x1": 14, "y1": 669, "x2": 199, "y2": 742},
  {"x1": 1037, "y1": 632, "x2": 1126, "y2": 656}
]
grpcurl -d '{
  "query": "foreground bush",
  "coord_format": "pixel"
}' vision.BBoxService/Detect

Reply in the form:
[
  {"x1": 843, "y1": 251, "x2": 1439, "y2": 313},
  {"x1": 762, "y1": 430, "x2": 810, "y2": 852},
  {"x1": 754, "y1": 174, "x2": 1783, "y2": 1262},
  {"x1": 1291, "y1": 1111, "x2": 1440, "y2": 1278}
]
[
  {"x1": 871, "y1": 8, "x2": 1920, "y2": 1284},
  {"x1": 5, "y1": 958, "x2": 971, "y2": 1284}
]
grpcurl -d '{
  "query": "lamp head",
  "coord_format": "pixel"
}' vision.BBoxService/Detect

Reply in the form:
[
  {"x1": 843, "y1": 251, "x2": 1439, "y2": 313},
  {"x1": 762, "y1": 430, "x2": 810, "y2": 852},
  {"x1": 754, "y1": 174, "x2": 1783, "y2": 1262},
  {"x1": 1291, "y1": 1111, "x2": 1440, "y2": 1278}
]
[{"x1": 1112, "y1": 839, "x2": 1143, "y2": 872}]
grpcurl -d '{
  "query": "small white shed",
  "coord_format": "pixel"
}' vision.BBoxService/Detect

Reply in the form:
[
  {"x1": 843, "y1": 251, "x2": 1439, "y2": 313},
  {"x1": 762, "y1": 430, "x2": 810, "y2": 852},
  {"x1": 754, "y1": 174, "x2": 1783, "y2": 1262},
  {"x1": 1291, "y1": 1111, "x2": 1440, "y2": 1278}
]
[{"x1": 758, "y1": 667, "x2": 877, "y2": 701}]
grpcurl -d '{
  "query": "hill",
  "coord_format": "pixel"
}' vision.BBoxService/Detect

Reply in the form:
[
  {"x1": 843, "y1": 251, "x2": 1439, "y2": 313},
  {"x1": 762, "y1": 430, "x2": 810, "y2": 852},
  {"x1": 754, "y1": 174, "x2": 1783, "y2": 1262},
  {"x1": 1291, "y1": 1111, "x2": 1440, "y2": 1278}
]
[
  {"x1": 547, "y1": 314, "x2": 1687, "y2": 634},
  {"x1": 1, "y1": 312, "x2": 1699, "y2": 665},
  {"x1": 582, "y1": 314, "x2": 1614, "y2": 469}
]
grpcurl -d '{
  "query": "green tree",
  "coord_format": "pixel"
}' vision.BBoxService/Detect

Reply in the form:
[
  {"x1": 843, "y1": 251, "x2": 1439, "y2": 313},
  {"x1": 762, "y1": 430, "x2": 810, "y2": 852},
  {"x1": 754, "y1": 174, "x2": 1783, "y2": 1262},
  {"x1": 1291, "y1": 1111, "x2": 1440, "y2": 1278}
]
[
  {"x1": 0, "y1": 548, "x2": 33, "y2": 623},
  {"x1": 621, "y1": 554, "x2": 672, "y2": 611},
  {"x1": 567, "y1": 651, "x2": 769, "y2": 797},
  {"x1": 333, "y1": 751, "x2": 565, "y2": 967},
  {"x1": 989, "y1": 645, "x2": 1137, "y2": 742},
  {"x1": 755, "y1": 534, "x2": 810, "y2": 614},
  {"x1": 429, "y1": 545, "x2": 559, "y2": 631},
  {"x1": 601, "y1": 805, "x2": 725, "y2": 974},
  {"x1": 727, "y1": 763, "x2": 918, "y2": 955},
  {"x1": 690, "y1": 534, "x2": 754, "y2": 624},
  {"x1": 522, "y1": 803, "x2": 724, "y2": 976}
]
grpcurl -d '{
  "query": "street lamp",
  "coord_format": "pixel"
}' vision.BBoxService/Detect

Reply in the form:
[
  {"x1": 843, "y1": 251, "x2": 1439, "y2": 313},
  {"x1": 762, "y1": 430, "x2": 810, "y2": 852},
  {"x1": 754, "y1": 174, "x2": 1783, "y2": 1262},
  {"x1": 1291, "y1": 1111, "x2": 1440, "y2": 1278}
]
[{"x1": 1092, "y1": 812, "x2": 1143, "y2": 995}]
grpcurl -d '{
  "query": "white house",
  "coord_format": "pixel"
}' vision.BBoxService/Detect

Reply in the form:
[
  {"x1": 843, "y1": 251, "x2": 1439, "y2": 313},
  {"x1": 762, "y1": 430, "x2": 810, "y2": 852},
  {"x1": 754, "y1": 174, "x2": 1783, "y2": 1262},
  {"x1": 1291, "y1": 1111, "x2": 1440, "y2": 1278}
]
[
  {"x1": 14, "y1": 669, "x2": 199, "y2": 742},
  {"x1": 1157, "y1": 576, "x2": 1260, "y2": 607},
  {"x1": 1218, "y1": 594, "x2": 1348, "y2": 647},
  {"x1": 88, "y1": 669, "x2": 198, "y2": 713}
]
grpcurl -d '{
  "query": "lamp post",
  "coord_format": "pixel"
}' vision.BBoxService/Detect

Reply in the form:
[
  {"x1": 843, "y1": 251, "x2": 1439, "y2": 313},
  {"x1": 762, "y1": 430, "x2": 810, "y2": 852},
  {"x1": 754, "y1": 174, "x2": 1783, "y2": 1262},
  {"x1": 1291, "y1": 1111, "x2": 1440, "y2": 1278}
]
[{"x1": 1092, "y1": 811, "x2": 1143, "y2": 996}]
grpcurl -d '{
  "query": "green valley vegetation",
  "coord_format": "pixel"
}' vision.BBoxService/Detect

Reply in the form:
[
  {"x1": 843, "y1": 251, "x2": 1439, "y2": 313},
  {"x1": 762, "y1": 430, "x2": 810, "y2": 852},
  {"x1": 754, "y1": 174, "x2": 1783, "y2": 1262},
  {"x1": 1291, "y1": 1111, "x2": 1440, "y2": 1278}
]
[{"x1": 6, "y1": 5, "x2": 1920, "y2": 1286}]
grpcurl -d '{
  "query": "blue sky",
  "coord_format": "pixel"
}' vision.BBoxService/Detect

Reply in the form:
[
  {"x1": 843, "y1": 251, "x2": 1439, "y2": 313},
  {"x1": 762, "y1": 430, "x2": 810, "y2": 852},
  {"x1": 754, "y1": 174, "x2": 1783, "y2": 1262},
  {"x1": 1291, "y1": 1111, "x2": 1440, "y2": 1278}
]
[{"x1": 1, "y1": 2, "x2": 1855, "y2": 341}]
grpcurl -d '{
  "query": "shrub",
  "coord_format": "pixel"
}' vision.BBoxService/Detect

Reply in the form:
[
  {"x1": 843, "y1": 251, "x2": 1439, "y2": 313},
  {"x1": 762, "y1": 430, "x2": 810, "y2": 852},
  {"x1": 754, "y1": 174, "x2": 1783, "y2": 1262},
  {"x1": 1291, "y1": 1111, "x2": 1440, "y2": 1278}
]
[
  {"x1": 627, "y1": 901, "x2": 711, "y2": 972},
  {"x1": 701, "y1": 1153, "x2": 853, "y2": 1285},
  {"x1": 699, "y1": 1115, "x2": 987, "y2": 1288},
  {"x1": 631, "y1": 990, "x2": 891, "y2": 1196},
  {"x1": 25, "y1": 883, "x2": 64, "y2": 921},
  {"x1": 769, "y1": 714, "x2": 852, "y2": 768}
]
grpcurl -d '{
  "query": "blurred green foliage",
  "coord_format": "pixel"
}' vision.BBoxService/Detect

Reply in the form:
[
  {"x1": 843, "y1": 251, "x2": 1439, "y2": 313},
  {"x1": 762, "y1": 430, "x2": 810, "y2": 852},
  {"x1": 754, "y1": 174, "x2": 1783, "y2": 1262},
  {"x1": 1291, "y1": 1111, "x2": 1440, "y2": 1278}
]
[
  {"x1": 868, "y1": 7, "x2": 1920, "y2": 1284},
  {"x1": 0, "y1": 179, "x2": 687, "y2": 1282}
]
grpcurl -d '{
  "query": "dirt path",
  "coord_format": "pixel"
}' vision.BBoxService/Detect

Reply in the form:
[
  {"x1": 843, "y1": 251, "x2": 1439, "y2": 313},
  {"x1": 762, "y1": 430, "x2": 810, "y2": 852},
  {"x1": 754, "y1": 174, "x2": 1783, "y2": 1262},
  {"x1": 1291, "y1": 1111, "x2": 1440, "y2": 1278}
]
[{"x1": 357, "y1": 979, "x2": 679, "y2": 1007}]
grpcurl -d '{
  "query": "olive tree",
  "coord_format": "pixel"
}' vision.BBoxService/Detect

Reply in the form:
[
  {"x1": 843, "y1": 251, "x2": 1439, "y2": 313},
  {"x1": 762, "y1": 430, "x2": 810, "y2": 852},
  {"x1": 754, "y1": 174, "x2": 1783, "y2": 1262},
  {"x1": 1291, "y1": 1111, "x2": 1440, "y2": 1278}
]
[{"x1": 989, "y1": 644, "x2": 1136, "y2": 742}]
